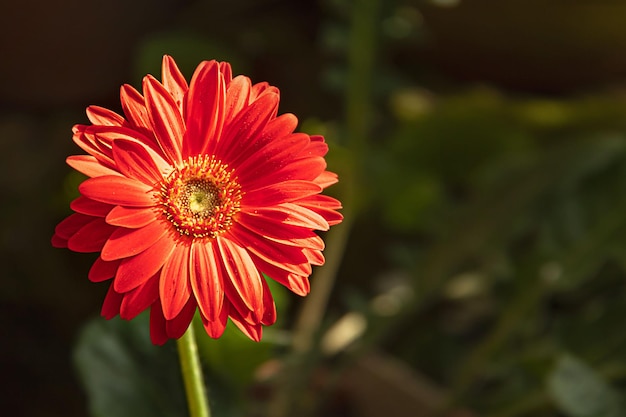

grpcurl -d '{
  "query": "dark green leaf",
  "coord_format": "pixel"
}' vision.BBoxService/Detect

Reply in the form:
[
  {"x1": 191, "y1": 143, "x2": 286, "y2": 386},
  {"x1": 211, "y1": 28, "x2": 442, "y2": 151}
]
[
  {"x1": 547, "y1": 354, "x2": 625, "y2": 417},
  {"x1": 74, "y1": 313, "x2": 187, "y2": 417}
]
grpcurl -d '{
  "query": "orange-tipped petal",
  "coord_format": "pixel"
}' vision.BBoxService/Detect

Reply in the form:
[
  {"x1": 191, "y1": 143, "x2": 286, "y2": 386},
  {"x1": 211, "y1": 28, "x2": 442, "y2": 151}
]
[{"x1": 160, "y1": 244, "x2": 192, "y2": 320}]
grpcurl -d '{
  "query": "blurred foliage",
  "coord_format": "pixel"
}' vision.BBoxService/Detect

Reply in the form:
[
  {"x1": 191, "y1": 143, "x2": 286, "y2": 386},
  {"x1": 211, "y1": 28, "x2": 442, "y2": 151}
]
[{"x1": 5, "y1": 0, "x2": 626, "y2": 416}]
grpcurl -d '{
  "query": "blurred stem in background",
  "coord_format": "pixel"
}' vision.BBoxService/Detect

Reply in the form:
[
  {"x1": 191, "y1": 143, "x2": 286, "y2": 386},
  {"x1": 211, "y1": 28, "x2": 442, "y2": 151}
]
[{"x1": 268, "y1": 0, "x2": 380, "y2": 415}]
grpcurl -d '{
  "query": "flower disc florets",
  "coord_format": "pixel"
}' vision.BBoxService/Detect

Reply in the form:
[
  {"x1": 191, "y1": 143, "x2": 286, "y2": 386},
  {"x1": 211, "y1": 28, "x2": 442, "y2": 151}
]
[{"x1": 160, "y1": 155, "x2": 242, "y2": 239}]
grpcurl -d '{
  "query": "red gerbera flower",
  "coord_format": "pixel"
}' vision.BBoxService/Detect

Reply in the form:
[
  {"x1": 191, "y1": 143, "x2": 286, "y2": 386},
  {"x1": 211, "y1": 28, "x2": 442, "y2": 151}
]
[{"x1": 52, "y1": 55, "x2": 342, "y2": 344}]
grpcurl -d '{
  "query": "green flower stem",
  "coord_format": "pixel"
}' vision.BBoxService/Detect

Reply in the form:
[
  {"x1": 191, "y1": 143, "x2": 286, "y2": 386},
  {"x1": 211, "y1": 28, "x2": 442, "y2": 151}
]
[{"x1": 177, "y1": 325, "x2": 210, "y2": 417}]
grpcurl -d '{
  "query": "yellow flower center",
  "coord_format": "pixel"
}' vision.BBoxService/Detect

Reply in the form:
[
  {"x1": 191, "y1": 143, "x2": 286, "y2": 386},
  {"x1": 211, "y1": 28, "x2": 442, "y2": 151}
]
[{"x1": 160, "y1": 156, "x2": 242, "y2": 239}]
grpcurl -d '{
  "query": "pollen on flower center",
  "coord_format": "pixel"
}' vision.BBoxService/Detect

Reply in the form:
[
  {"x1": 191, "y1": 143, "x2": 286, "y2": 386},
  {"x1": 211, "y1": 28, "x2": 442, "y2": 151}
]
[{"x1": 160, "y1": 156, "x2": 242, "y2": 239}]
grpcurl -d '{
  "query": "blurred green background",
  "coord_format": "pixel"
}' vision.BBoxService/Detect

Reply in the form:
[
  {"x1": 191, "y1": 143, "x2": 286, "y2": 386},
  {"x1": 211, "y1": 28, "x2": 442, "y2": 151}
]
[{"x1": 4, "y1": 0, "x2": 626, "y2": 416}]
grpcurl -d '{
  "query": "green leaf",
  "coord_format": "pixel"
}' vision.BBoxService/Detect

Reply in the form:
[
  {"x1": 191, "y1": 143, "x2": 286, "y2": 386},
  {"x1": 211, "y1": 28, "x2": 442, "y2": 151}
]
[
  {"x1": 547, "y1": 354, "x2": 625, "y2": 417},
  {"x1": 74, "y1": 313, "x2": 187, "y2": 417}
]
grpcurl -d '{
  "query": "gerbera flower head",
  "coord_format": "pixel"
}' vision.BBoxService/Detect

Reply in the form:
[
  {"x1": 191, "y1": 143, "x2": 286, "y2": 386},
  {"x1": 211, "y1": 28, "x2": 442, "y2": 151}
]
[{"x1": 52, "y1": 55, "x2": 342, "y2": 344}]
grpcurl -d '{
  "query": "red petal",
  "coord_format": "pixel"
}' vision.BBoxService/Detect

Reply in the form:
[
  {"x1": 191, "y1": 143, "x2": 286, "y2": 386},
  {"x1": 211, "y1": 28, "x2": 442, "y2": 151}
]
[
  {"x1": 298, "y1": 195, "x2": 344, "y2": 226},
  {"x1": 51, "y1": 234, "x2": 67, "y2": 248},
  {"x1": 160, "y1": 244, "x2": 192, "y2": 320},
  {"x1": 304, "y1": 248, "x2": 325, "y2": 266},
  {"x1": 216, "y1": 237, "x2": 263, "y2": 320},
  {"x1": 143, "y1": 75, "x2": 184, "y2": 165},
  {"x1": 299, "y1": 136, "x2": 329, "y2": 158},
  {"x1": 91, "y1": 122, "x2": 165, "y2": 159},
  {"x1": 70, "y1": 196, "x2": 113, "y2": 217},
  {"x1": 54, "y1": 213, "x2": 92, "y2": 240},
  {"x1": 161, "y1": 55, "x2": 188, "y2": 112},
  {"x1": 217, "y1": 92, "x2": 278, "y2": 163},
  {"x1": 236, "y1": 133, "x2": 309, "y2": 183},
  {"x1": 72, "y1": 125, "x2": 116, "y2": 167},
  {"x1": 219, "y1": 61, "x2": 232, "y2": 84},
  {"x1": 243, "y1": 180, "x2": 322, "y2": 207},
  {"x1": 149, "y1": 301, "x2": 168, "y2": 345},
  {"x1": 260, "y1": 277, "x2": 276, "y2": 326},
  {"x1": 247, "y1": 252, "x2": 310, "y2": 296},
  {"x1": 314, "y1": 171, "x2": 339, "y2": 188},
  {"x1": 66, "y1": 155, "x2": 120, "y2": 178},
  {"x1": 101, "y1": 285, "x2": 123, "y2": 319},
  {"x1": 184, "y1": 60, "x2": 224, "y2": 157},
  {"x1": 120, "y1": 275, "x2": 159, "y2": 320},
  {"x1": 201, "y1": 301, "x2": 229, "y2": 339},
  {"x1": 243, "y1": 156, "x2": 327, "y2": 194},
  {"x1": 106, "y1": 206, "x2": 159, "y2": 228},
  {"x1": 165, "y1": 298, "x2": 197, "y2": 339},
  {"x1": 112, "y1": 139, "x2": 166, "y2": 185},
  {"x1": 86, "y1": 105, "x2": 125, "y2": 126},
  {"x1": 88, "y1": 257, "x2": 121, "y2": 282},
  {"x1": 228, "y1": 224, "x2": 310, "y2": 275},
  {"x1": 120, "y1": 84, "x2": 152, "y2": 133},
  {"x1": 247, "y1": 203, "x2": 329, "y2": 231},
  {"x1": 190, "y1": 240, "x2": 224, "y2": 322},
  {"x1": 286, "y1": 274, "x2": 311, "y2": 296},
  {"x1": 223, "y1": 75, "x2": 251, "y2": 126},
  {"x1": 229, "y1": 309, "x2": 262, "y2": 342},
  {"x1": 68, "y1": 218, "x2": 116, "y2": 253},
  {"x1": 79, "y1": 175, "x2": 156, "y2": 207},
  {"x1": 113, "y1": 232, "x2": 176, "y2": 292},
  {"x1": 237, "y1": 212, "x2": 324, "y2": 249},
  {"x1": 101, "y1": 220, "x2": 168, "y2": 261}
]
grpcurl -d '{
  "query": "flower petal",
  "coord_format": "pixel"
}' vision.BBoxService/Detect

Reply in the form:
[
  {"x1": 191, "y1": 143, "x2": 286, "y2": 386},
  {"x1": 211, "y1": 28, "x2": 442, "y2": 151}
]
[
  {"x1": 243, "y1": 156, "x2": 326, "y2": 192},
  {"x1": 217, "y1": 92, "x2": 279, "y2": 163},
  {"x1": 112, "y1": 139, "x2": 167, "y2": 185},
  {"x1": 314, "y1": 171, "x2": 339, "y2": 189},
  {"x1": 149, "y1": 301, "x2": 168, "y2": 345},
  {"x1": 72, "y1": 125, "x2": 116, "y2": 167},
  {"x1": 113, "y1": 232, "x2": 176, "y2": 292},
  {"x1": 165, "y1": 298, "x2": 197, "y2": 339},
  {"x1": 160, "y1": 244, "x2": 192, "y2": 320},
  {"x1": 68, "y1": 218, "x2": 116, "y2": 253},
  {"x1": 297, "y1": 195, "x2": 344, "y2": 226},
  {"x1": 161, "y1": 55, "x2": 188, "y2": 112},
  {"x1": 304, "y1": 248, "x2": 325, "y2": 266},
  {"x1": 237, "y1": 211, "x2": 324, "y2": 249},
  {"x1": 201, "y1": 301, "x2": 229, "y2": 339},
  {"x1": 247, "y1": 203, "x2": 329, "y2": 231},
  {"x1": 70, "y1": 196, "x2": 113, "y2": 217},
  {"x1": 101, "y1": 285, "x2": 123, "y2": 319},
  {"x1": 223, "y1": 75, "x2": 251, "y2": 126},
  {"x1": 66, "y1": 155, "x2": 120, "y2": 178},
  {"x1": 190, "y1": 240, "x2": 224, "y2": 322},
  {"x1": 247, "y1": 251, "x2": 310, "y2": 296},
  {"x1": 235, "y1": 133, "x2": 309, "y2": 182},
  {"x1": 228, "y1": 224, "x2": 310, "y2": 275},
  {"x1": 79, "y1": 175, "x2": 156, "y2": 207},
  {"x1": 120, "y1": 275, "x2": 159, "y2": 320},
  {"x1": 260, "y1": 277, "x2": 276, "y2": 326},
  {"x1": 88, "y1": 257, "x2": 121, "y2": 282},
  {"x1": 184, "y1": 60, "x2": 224, "y2": 157},
  {"x1": 101, "y1": 220, "x2": 168, "y2": 261},
  {"x1": 86, "y1": 105, "x2": 125, "y2": 126},
  {"x1": 229, "y1": 308, "x2": 262, "y2": 342},
  {"x1": 243, "y1": 180, "x2": 322, "y2": 207},
  {"x1": 216, "y1": 237, "x2": 263, "y2": 320},
  {"x1": 106, "y1": 206, "x2": 159, "y2": 228},
  {"x1": 143, "y1": 75, "x2": 184, "y2": 165},
  {"x1": 120, "y1": 84, "x2": 152, "y2": 133},
  {"x1": 53, "y1": 213, "x2": 92, "y2": 240}
]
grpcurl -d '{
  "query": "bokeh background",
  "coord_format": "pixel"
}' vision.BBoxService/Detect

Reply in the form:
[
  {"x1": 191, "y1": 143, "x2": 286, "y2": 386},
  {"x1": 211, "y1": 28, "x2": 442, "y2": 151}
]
[{"x1": 4, "y1": 0, "x2": 626, "y2": 416}]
